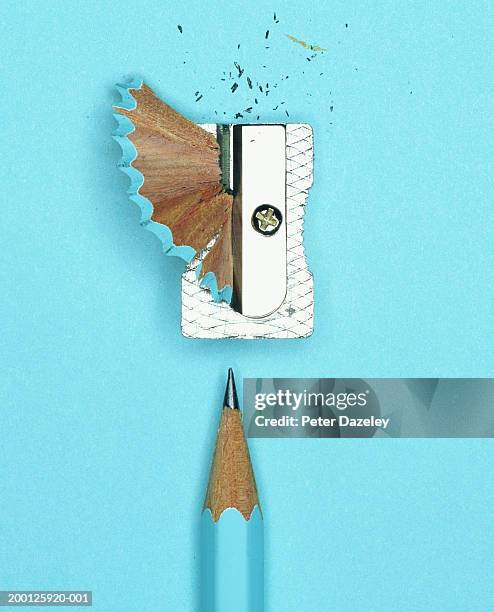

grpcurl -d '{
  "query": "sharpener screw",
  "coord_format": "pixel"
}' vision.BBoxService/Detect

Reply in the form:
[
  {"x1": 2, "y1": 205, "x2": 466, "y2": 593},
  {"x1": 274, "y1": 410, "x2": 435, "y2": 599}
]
[{"x1": 251, "y1": 205, "x2": 283, "y2": 236}]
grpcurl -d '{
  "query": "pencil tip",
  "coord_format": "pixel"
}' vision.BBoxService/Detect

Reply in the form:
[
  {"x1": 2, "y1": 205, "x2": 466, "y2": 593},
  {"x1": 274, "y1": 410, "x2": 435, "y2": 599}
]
[{"x1": 224, "y1": 368, "x2": 239, "y2": 409}]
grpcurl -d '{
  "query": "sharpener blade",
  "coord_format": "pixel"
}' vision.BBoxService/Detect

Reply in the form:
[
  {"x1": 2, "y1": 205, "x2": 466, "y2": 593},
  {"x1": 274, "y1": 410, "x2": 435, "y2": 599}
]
[{"x1": 231, "y1": 125, "x2": 287, "y2": 318}]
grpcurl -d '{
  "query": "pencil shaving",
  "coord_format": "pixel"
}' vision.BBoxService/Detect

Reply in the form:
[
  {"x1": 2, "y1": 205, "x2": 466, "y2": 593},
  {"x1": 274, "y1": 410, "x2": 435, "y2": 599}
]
[{"x1": 114, "y1": 80, "x2": 233, "y2": 302}]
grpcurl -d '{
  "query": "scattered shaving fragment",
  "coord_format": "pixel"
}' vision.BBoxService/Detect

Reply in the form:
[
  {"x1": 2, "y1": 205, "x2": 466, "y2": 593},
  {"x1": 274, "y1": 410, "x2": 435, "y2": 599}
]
[{"x1": 286, "y1": 34, "x2": 326, "y2": 53}]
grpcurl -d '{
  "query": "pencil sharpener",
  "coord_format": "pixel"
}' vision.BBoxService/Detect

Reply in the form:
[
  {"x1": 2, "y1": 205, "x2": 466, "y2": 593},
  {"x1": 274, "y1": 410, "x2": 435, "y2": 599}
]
[{"x1": 182, "y1": 123, "x2": 314, "y2": 339}]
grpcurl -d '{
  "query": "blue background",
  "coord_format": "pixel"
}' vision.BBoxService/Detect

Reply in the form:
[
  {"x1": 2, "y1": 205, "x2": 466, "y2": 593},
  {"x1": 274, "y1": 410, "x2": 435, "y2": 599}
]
[{"x1": 1, "y1": 1, "x2": 493, "y2": 610}]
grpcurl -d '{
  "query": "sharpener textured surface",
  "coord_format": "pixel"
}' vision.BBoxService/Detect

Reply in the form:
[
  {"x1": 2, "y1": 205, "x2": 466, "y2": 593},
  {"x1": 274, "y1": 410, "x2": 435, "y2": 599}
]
[{"x1": 181, "y1": 124, "x2": 314, "y2": 339}]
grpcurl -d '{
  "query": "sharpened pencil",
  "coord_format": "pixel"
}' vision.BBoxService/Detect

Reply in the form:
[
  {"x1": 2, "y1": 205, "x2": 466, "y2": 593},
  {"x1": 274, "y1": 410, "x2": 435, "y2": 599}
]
[{"x1": 201, "y1": 369, "x2": 263, "y2": 612}]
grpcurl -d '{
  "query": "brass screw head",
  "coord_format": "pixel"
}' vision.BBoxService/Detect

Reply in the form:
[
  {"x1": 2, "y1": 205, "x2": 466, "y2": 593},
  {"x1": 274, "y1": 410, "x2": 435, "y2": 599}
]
[{"x1": 252, "y1": 205, "x2": 283, "y2": 236}]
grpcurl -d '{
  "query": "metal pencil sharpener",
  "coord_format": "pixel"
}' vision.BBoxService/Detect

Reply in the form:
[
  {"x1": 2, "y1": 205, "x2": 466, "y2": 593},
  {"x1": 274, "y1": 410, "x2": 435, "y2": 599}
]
[{"x1": 182, "y1": 123, "x2": 314, "y2": 339}]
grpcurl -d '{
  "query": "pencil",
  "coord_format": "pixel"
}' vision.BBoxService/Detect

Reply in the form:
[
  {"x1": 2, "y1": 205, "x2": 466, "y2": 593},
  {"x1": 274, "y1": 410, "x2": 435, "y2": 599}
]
[{"x1": 201, "y1": 368, "x2": 263, "y2": 612}]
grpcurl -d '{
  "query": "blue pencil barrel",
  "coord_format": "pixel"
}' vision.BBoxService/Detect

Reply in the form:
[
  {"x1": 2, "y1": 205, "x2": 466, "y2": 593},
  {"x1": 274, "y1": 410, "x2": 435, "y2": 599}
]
[{"x1": 201, "y1": 506, "x2": 264, "y2": 612}]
